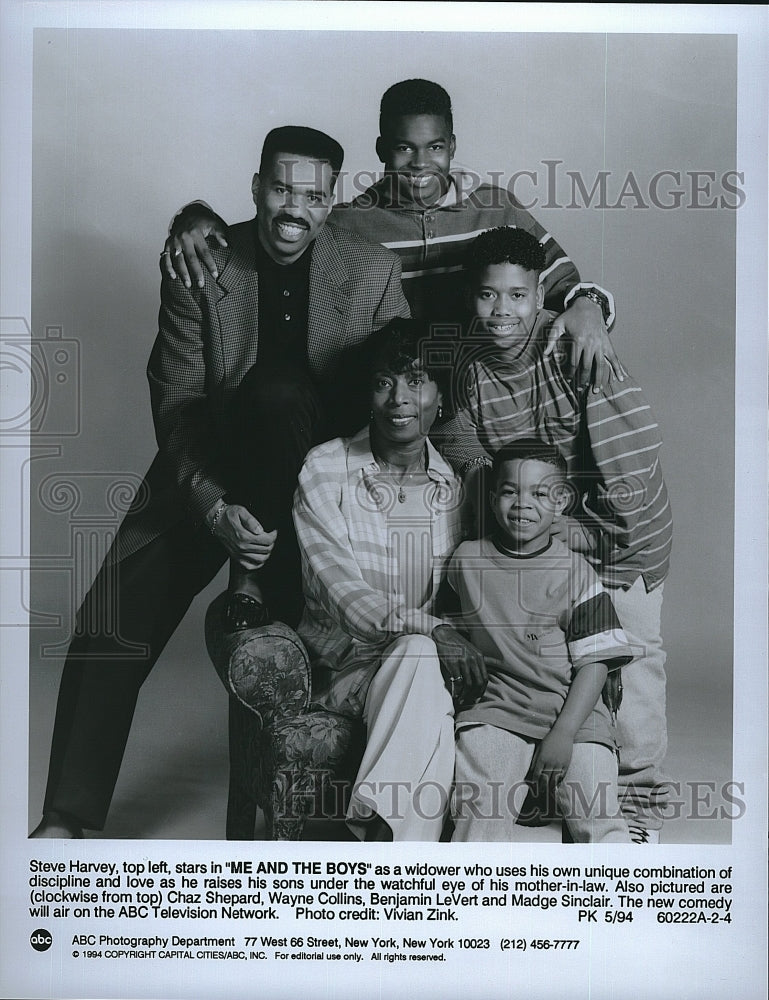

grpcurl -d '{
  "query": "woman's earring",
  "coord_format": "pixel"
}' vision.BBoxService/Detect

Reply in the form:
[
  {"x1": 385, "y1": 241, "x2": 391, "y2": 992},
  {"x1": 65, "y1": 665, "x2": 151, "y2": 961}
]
[
  {"x1": 369, "y1": 410, "x2": 374, "y2": 420},
  {"x1": 437, "y1": 406, "x2": 443, "y2": 420}
]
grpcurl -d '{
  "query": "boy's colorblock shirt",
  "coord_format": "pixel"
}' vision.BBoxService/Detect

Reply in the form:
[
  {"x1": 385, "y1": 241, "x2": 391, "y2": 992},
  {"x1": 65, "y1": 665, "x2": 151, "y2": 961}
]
[
  {"x1": 436, "y1": 310, "x2": 672, "y2": 591},
  {"x1": 448, "y1": 536, "x2": 633, "y2": 748}
]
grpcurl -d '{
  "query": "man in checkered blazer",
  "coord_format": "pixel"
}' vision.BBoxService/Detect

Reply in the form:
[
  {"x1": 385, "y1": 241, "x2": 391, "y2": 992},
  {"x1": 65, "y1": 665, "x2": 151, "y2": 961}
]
[{"x1": 32, "y1": 127, "x2": 409, "y2": 838}]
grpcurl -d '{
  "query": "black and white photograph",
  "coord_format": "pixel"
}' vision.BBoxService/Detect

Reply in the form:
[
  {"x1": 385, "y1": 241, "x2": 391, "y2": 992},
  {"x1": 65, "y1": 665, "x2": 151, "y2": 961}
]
[{"x1": 1, "y1": 3, "x2": 766, "y2": 999}]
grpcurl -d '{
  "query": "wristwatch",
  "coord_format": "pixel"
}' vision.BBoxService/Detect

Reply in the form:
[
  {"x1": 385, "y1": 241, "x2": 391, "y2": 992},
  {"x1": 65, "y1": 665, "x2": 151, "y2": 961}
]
[
  {"x1": 570, "y1": 288, "x2": 612, "y2": 325},
  {"x1": 563, "y1": 283, "x2": 616, "y2": 328}
]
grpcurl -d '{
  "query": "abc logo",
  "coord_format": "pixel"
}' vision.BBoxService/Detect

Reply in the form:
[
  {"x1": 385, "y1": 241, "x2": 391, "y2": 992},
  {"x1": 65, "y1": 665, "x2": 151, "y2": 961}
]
[{"x1": 30, "y1": 928, "x2": 53, "y2": 952}]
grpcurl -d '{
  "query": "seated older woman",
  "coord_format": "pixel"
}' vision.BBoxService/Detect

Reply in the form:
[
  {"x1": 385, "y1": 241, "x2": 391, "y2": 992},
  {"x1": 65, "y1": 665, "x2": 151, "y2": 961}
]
[{"x1": 292, "y1": 319, "x2": 486, "y2": 841}]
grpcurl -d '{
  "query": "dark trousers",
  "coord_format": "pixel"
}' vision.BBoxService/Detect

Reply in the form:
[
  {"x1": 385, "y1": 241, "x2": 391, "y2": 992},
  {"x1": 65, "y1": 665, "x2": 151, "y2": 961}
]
[
  {"x1": 43, "y1": 364, "x2": 322, "y2": 830},
  {"x1": 226, "y1": 363, "x2": 323, "y2": 625}
]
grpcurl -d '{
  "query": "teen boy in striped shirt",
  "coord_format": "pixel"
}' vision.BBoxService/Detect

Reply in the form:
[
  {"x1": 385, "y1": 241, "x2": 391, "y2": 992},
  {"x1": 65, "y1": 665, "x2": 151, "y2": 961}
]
[{"x1": 436, "y1": 226, "x2": 673, "y2": 843}]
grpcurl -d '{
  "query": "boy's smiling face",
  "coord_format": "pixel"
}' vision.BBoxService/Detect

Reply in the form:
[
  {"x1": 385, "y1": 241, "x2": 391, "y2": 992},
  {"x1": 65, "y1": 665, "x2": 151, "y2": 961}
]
[
  {"x1": 491, "y1": 457, "x2": 568, "y2": 554},
  {"x1": 472, "y1": 262, "x2": 544, "y2": 355},
  {"x1": 376, "y1": 113, "x2": 456, "y2": 208}
]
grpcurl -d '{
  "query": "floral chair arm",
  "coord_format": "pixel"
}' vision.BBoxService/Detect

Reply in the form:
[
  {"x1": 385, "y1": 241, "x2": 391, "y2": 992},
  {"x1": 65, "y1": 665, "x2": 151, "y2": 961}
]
[{"x1": 205, "y1": 591, "x2": 311, "y2": 729}]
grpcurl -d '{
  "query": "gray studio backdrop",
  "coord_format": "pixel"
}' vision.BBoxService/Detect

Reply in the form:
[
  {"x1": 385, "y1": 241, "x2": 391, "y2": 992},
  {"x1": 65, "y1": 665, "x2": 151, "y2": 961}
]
[{"x1": 27, "y1": 30, "x2": 736, "y2": 837}]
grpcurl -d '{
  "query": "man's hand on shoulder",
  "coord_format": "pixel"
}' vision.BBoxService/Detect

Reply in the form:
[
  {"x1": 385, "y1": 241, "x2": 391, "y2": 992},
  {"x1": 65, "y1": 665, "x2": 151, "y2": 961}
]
[
  {"x1": 161, "y1": 204, "x2": 229, "y2": 290},
  {"x1": 544, "y1": 296, "x2": 627, "y2": 392}
]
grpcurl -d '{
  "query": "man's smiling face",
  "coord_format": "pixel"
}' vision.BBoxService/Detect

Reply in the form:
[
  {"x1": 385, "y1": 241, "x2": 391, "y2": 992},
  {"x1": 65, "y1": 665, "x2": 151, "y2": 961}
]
[{"x1": 252, "y1": 153, "x2": 334, "y2": 264}]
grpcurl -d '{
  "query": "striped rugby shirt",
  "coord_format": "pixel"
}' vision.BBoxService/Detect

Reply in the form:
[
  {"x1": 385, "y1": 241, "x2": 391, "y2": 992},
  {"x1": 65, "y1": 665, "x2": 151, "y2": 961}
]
[
  {"x1": 435, "y1": 310, "x2": 672, "y2": 591},
  {"x1": 330, "y1": 168, "x2": 613, "y2": 322}
]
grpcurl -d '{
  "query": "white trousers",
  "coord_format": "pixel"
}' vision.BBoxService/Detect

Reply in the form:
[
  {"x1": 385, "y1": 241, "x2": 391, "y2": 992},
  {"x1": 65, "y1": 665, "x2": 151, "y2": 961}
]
[{"x1": 347, "y1": 634, "x2": 455, "y2": 841}]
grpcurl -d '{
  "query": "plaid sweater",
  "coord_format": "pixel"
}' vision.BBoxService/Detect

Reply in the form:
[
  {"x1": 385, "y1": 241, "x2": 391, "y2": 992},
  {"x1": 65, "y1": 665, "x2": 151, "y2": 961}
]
[{"x1": 435, "y1": 311, "x2": 672, "y2": 591}]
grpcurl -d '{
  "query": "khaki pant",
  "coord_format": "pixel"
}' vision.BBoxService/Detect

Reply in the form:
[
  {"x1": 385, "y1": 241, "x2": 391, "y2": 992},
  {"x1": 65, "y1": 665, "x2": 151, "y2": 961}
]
[
  {"x1": 610, "y1": 579, "x2": 671, "y2": 830},
  {"x1": 452, "y1": 723, "x2": 629, "y2": 843}
]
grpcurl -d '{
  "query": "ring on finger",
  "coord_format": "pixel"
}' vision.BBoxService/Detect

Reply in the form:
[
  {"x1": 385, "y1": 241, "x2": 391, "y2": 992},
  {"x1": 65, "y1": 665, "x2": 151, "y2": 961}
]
[
  {"x1": 159, "y1": 250, "x2": 170, "y2": 258},
  {"x1": 173, "y1": 247, "x2": 183, "y2": 257}
]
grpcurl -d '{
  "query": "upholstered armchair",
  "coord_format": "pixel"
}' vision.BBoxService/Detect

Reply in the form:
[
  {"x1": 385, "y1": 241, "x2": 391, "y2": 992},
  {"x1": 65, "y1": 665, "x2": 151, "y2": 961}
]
[{"x1": 205, "y1": 593, "x2": 362, "y2": 840}]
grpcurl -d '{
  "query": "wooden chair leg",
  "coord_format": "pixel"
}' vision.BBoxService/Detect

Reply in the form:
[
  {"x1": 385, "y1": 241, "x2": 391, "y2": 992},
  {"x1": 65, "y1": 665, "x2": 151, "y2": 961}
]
[{"x1": 225, "y1": 698, "x2": 259, "y2": 840}]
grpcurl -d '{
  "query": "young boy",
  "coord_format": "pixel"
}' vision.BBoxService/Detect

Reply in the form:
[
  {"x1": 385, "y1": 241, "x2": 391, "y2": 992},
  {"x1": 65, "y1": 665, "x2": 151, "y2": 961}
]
[
  {"x1": 437, "y1": 226, "x2": 673, "y2": 842},
  {"x1": 448, "y1": 440, "x2": 633, "y2": 842}
]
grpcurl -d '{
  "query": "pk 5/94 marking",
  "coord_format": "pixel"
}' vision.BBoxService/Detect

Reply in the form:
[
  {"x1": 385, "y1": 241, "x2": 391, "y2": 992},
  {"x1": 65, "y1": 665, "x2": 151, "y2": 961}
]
[{"x1": 579, "y1": 910, "x2": 634, "y2": 922}]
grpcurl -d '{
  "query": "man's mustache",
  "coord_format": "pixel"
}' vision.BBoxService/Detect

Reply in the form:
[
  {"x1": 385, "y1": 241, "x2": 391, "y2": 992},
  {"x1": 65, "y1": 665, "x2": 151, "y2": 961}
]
[{"x1": 273, "y1": 214, "x2": 310, "y2": 229}]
